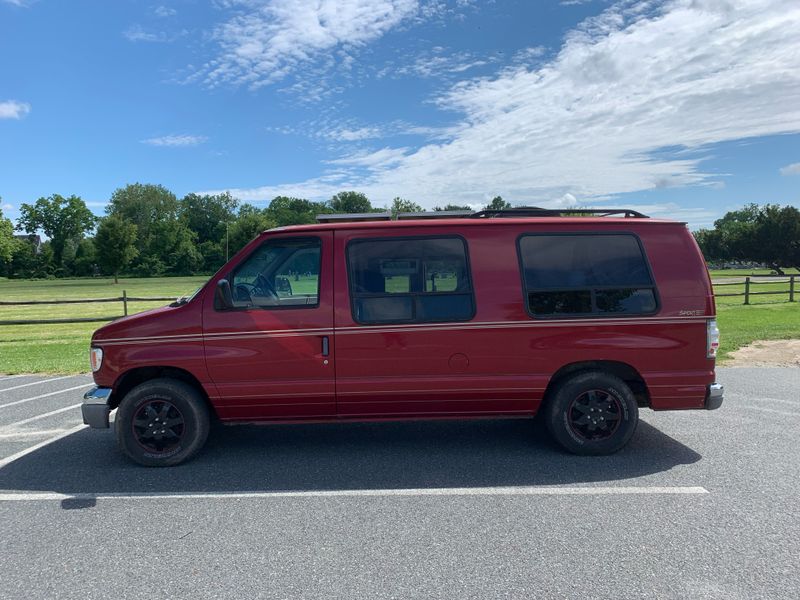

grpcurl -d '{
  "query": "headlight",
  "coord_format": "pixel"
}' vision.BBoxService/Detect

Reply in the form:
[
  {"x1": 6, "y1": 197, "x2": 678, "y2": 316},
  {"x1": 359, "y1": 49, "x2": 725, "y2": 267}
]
[{"x1": 90, "y1": 347, "x2": 104, "y2": 372}]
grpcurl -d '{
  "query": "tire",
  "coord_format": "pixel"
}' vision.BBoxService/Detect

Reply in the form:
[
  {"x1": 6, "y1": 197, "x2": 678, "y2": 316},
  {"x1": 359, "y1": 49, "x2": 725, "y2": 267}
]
[
  {"x1": 115, "y1": 378, "x2": 210, "y2": 467},
  {"x1": 544, "y1": 371, "x2": 638, "y2": 456}
]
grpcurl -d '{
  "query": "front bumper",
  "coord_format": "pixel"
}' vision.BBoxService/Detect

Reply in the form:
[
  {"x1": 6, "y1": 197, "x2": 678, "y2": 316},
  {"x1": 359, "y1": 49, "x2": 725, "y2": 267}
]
[
  {"x1": 705, "y1": 383, "x2": 724, "y2": 410},
  {"x1": 81, "y1": 387, "x2": 112, "y2": 428}
]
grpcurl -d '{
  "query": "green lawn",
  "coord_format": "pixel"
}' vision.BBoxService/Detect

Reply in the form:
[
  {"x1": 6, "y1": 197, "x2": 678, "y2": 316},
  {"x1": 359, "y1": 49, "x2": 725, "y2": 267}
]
[
  {"x1": 716, "y1": 302, "x2": 800, "y2": 361},
  {"x1": 1, "y1": 275, "x2": 797, "y2": 373}
]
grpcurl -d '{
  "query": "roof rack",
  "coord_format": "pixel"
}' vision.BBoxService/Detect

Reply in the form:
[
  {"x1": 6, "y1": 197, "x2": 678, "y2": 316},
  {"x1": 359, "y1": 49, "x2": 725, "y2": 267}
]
[
  {"x1": 468, "y1": 206, "x2": 649, "y2": 219},
  {"x1": 397, "y1": 210, "x2": 474, "y2": 220},
  {"x1": 316, "y1": 212, "x2": 392, "y2": 223}
]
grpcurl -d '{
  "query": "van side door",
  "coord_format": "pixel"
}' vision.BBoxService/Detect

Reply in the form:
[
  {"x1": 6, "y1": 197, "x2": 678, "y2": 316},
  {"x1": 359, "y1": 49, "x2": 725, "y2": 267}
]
[
  {"x1": 333, "y1": 230, "x2": 530, "y2": 417},
  {"x1": 203, "y1": 232, "x2": 335, "y2": 421}
]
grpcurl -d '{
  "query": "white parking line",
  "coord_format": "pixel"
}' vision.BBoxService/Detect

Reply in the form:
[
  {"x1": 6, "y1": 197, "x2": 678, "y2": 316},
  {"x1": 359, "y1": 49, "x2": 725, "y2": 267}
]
[
  {"x1": 750, "y1": 397, "x2": 799, "y2": 407},
  {"x1": 742, "y1": 405, "x2": 800, "y2": 418},
  {"x1": 0, "y1": 423, "x2": 86, "y2": 469},
  {"x1": 0, "y1": 376, "x2": 76, "y2": 393},
  {"x1": 0, "y1": 486, "x2": 709, "y2": 502},
  {"x1": 0, "y1": 383, "x2": 92, "y2": 410},
  {"x1": 1, "y1": 403, "x2": 82, "y2": 429},
  {"x1": 0, "y1": 429, "x2": 72, "y2": 440}
]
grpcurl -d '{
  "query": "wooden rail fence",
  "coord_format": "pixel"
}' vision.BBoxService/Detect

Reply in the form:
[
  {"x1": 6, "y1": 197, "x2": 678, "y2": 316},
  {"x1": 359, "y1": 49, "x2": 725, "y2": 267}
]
[
  {"x1": 712, "y1": 275, "x2": 797, "y2": 305},
  {"x1": 0, "y1": 291, "x2": 177, "y2": 325}
]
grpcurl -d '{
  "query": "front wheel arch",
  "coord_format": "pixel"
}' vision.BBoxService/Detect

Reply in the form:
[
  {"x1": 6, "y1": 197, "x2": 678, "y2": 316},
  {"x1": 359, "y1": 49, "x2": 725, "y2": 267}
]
[{"x1": 111, "y1": 366, "x2": 218, "y2": 419}]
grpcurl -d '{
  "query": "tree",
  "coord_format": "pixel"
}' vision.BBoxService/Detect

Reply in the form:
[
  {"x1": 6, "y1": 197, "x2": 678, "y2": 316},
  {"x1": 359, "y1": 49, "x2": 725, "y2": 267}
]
[
  {"x1": 71, "y1": 238, "x2": 98, "y2": 277},
  {"x1": 8, "y1": 239, "x2": 54, "y2": 279},
  {"x1": 330, "y1": 191, "x2": 373, "y2": 214},
  {"x1": 694, "y1": 203, "x2": 800, "y2": 273},
  {"x1": 107, "y1": 184, "x2": 199, "y2": 275},
  {"x1": 434, "y1": 204, "x2": 473, "y2": 212},
  {"x1": 16, "y1": 194, "x2": 95, "y2": 271},
  {"x1": 148, "y1": 219, "x2": 202, "y2": 276},
  {"x1": 485, "y1": 196, "x2": 511, "y2": 211},
  {"x1": 228, "y1": 204, "x2": 275, "y2": 255},
  {"x1": 0, "y1": 203, "x2": 14, "y2": 263},
  {"x1": 179, "y1": 192, "x2": 239, "y2": 271},
  {"x1": 265, "y1": 196, "x2": 331, "y2": 226},
  {"x1": 107, "y1": 183, "x2": 179, "y2": 242},
  {"x1": 389, "y1": 197, "x2": 423, "y2": 219},
  {"x1": 94, "y1": 216, "x2": 138, "y2": 283}
]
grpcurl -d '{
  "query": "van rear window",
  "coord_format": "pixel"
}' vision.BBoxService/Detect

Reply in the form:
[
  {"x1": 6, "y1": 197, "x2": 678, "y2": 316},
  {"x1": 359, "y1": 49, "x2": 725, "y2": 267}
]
[
  {"x1": 518, "y1": 234, "x2": 658, "y2": 317},
  {"x1": 347, "y1": 236, "x2": 475, "y2": 324}
]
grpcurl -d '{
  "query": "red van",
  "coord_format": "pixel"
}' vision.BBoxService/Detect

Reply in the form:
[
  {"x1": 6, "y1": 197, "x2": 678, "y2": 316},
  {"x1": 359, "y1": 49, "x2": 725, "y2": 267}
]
[{"x1": 82, "y1": 208, "x2": 723, "y2": 466}]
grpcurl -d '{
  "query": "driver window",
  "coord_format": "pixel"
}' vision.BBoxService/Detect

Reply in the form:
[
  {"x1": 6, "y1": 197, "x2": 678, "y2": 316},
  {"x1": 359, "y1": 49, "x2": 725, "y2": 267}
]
[{"x1": 231, "y1": 237, "x2": 321, "y2": 309}]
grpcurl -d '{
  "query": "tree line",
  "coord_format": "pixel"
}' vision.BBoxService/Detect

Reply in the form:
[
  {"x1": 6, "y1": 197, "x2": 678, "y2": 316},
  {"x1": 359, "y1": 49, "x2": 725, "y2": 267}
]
[
  {"x1": 693, "y1": 204, "x2": 800, "y2": 274},
  {"x1": 0, "y1": 184, "x2": 512, "y2": 282}
]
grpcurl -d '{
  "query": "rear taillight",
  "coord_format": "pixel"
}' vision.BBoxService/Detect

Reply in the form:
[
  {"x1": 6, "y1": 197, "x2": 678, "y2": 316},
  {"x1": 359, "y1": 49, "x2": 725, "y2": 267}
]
[{"x1": 707, "y1": 319, "x2": 720, "y2": 359}]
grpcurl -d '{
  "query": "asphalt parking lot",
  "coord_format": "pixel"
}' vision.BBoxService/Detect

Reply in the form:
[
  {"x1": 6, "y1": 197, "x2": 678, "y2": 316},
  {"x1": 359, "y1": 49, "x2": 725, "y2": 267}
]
[{"x1": 0, "y1": 368, "x2": 798, "y2": 599}]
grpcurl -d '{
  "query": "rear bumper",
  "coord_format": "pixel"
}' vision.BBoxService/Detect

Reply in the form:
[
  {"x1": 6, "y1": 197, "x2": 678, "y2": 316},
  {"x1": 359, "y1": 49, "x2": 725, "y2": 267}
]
[
  {"x1": 705, "y1": 383, "x2": 724, "y2": 410},
  {"x1": 81, "y1": 387, "x2": 112, "y2": 428}
]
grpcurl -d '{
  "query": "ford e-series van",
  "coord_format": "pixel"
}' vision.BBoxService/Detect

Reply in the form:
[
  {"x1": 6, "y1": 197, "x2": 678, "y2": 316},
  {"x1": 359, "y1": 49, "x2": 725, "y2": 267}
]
[{"x1": 82, "y1": 208, "x2": 723, "y2": 466}]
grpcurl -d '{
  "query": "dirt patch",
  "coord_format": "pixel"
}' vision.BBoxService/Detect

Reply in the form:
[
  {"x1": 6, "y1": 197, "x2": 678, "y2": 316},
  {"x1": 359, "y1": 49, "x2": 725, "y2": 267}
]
[{"x1": 726, "y1": 339, "x2": 800, "y2": 367}]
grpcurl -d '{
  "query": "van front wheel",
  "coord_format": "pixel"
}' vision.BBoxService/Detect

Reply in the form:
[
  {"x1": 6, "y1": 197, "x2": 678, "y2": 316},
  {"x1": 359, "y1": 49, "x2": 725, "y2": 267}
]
[
  {"x1": 115, "y1": 378, "x2": 210, "y2": 467},
  {"x1": 545, "y1": 371, "x2": 638, "y2": 455}
]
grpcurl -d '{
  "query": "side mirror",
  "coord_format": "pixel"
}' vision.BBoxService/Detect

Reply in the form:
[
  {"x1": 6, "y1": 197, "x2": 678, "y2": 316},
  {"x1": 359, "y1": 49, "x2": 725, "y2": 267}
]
[
  {"x1": 275, "y1": 275, "x2": 292, "y2": 296},
  {"x1": 215, "y1": 278, "x2": 234, "y2": 310}
]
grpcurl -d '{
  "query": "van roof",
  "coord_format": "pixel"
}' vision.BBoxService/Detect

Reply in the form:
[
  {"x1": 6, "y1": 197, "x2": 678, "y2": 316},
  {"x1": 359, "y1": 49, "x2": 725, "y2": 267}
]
[{"x1": 265, "y1": 216, "x2": 685, "y2": 234}]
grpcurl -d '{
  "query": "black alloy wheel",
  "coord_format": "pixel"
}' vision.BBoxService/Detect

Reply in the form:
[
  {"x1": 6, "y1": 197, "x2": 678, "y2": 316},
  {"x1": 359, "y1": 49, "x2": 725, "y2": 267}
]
[
  {"x1": 115, "y1": 378, "x2": 210, "y2": 467},
  {"x1": 544, "y1": 371, "x2": 639, "y2": 455}
]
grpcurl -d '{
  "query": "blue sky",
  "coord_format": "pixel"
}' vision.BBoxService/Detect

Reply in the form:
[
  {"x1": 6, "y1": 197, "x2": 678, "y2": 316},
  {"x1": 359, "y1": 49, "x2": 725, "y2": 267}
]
[{"x1": 1, "y1": 0, "x2": 799, "y2": 229}]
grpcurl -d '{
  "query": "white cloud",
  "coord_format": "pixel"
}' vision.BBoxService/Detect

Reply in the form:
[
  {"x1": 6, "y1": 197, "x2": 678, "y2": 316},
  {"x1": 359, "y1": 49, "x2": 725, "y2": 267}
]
[
  {"x1": 123, "y1": 24, "x2": 186, "y2": 42},
  {"x1": 780, "y1": 162, "x2": 800, "y2": 176},
  {"x1": 327, "y1": 147, "x2": 410, "y2": 169},
  {"x1": 141, "y1": 134, "x2": 208, "y2": 147},
  {"x1": 326, "y1": 126, "x2": 384, "y2": 142},
  {"x1": 268, "y1": 118, "x2": 458, "y2": 144},
  {"x1": 0, "y1": 100, "x2": 31, "y2": 119},
  {"x1": 201, "y1": 0, "x2": 421, "y2": 88},
  {"x1": 124, "y1": 24, "x2": 167, "y2": 42},
  {"x1": 154, "y1": 5, "x2": 177, "y2": 17},
  {"x1": 2, "y1": 0, "x2": 34, "y2": 6},
  {"x1": 2, "y1": 203, "x2": 13, "y2": 212},
  {"x1": 207, "y1": 0, "x2": 800, "y2": 229},
  {"x1": 395, "y1": 48, "x2": 495, "y2": 79}
]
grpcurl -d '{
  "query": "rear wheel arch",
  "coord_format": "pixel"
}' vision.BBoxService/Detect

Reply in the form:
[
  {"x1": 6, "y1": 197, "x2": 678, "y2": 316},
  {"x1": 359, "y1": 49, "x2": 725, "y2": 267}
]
[
  {"x1": 111, "y1": 366, "x2": 218, "y2": 419},
  {"x1": 543, "y1": 360, "x2": 651, "y2": 408}
]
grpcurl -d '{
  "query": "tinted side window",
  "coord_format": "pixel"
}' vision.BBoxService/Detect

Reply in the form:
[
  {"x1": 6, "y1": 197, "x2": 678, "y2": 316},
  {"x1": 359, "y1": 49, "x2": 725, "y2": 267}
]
[
  {"x1": 518, "y1": 234, "x2": 657, "y2": 317},
  {"x1": 231, "y1": 237, "x2": 321, "y2": 309},
  {"x1": 348, "y1": 237, "x2": 474, "y2": 324}
]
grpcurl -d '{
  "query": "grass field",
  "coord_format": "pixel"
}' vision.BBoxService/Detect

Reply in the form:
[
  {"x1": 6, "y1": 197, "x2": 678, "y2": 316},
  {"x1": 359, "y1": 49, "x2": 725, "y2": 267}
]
[{"x1": 1, "y1": 274, "x2": 798, "y2": 373}]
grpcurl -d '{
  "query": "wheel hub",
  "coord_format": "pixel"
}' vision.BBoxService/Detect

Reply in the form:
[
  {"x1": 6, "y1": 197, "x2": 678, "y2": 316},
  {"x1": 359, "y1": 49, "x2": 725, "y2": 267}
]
[
  {"x1": 567, "y1": 389, "x2": 622, "y2": 441},
  {"x1": 132, "y1": 400, "x2": 185, "y2": 453}
]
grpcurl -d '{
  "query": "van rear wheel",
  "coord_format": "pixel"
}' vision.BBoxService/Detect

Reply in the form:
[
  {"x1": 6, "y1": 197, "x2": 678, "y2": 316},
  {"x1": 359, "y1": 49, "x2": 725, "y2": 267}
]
[
  {"x1": 545, "y1": 371, "x2": 638, "y2": 455},
  {"x1": 115, "y1": 378, "x2": 210, "y2": 467}
]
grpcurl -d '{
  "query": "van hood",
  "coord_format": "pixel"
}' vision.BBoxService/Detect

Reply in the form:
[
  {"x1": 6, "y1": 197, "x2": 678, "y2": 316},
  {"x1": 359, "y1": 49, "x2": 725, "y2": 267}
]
[{"x1": 91, "y1": 301, "x2": 201, "y2": 344}]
